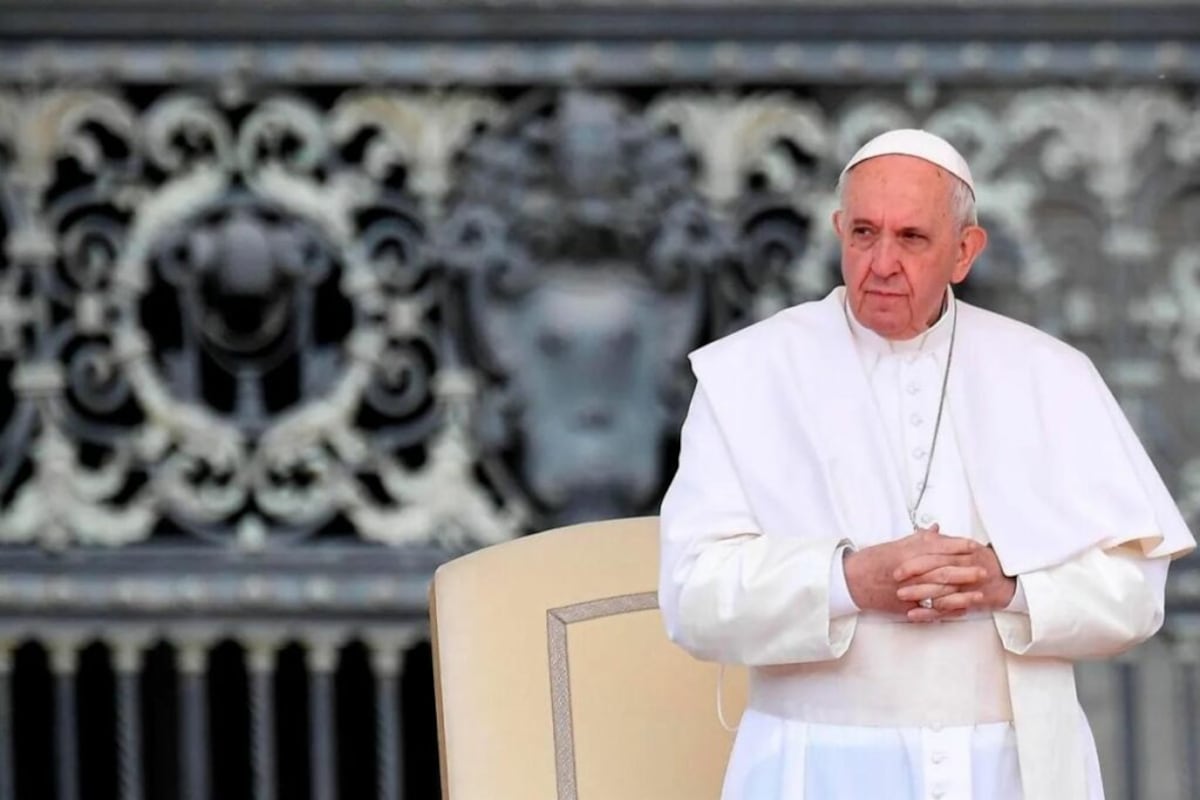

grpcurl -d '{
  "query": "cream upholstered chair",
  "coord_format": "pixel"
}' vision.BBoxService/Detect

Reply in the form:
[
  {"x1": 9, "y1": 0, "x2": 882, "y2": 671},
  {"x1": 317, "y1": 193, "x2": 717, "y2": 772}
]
[{"x1": 430, "y1": 516, "x2": 747, "y2": 800}]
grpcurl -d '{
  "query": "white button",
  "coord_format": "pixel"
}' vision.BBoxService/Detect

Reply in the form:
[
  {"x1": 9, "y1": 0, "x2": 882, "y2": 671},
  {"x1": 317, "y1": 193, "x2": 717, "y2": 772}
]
[
  {"x1": 931, "y1": 751, "x2": 946, "y2": 765},
  {"x1": 912, "y1": 447, "x2": 927, "y2": 459},
  {"x1": 906, "y1": 382, "x2": 920, "y2": 395},
  {"x1": 920, "y1": 512, "x2": 934, "y2": 525},
  {"x1": 910, "y1": 413, "x2": 923, "y2": 426},
  {"x1": 931, "y1": 787, "x2": 946, "y2": 800}
]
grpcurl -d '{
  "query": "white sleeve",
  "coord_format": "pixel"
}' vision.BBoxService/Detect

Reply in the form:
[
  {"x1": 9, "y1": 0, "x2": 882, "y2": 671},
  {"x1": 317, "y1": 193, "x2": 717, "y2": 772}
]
[
  {"x1": 994, "y1": 544, "x2": 1168, "y2": 659},
  {"x1": 829, "y1": 543, "x2": 861, "y2": 619},
  {"x1": 1004, "y1": 577, "x2": 1029, "y2": 614},
  {"x1": 659, "y1": 385, "x2": 856, "y2": 666}
]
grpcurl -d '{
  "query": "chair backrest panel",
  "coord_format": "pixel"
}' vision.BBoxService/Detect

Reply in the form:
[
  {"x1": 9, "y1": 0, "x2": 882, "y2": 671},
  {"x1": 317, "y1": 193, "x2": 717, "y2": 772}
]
[{"x1": 430, "y1": 516, "x2": 747, "y2": 800}]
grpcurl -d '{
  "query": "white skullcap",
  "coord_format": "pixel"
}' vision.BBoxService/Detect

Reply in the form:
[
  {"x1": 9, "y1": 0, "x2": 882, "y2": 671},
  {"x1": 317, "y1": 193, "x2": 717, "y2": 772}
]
[{"x1": 840, "y1": 128, "x2": 975, "y2": 198}]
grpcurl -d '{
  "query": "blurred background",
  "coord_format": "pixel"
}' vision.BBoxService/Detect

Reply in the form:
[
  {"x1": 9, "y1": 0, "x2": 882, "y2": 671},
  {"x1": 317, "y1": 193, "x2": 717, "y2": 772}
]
[{"x1": 0, "y1": 0, "x2": 1197, "y2": 798}]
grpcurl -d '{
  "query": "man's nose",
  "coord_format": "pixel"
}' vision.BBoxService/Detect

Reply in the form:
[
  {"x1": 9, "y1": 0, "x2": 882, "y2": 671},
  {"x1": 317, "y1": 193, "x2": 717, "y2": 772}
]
[{"x1": 868, "y1": 235, "x2": 902, "y2": 277}]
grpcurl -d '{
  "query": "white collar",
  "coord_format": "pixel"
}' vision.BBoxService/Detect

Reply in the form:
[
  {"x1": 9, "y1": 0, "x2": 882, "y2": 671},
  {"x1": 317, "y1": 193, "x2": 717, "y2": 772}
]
[{"x1": 843, "y1": 286, "x2": 956, "y2": 357}]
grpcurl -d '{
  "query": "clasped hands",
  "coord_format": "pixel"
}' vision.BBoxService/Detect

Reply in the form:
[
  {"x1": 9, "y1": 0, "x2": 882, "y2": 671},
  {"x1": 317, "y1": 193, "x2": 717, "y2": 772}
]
[{"x1": 843, "y1": 525, "x2": 1016, "y2": 622}]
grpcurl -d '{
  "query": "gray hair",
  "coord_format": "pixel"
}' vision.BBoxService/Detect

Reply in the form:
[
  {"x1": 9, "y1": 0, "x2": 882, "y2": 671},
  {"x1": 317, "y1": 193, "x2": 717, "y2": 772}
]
[{"x1": 836, "y1": 166, "x2": 978, "y2": 230}]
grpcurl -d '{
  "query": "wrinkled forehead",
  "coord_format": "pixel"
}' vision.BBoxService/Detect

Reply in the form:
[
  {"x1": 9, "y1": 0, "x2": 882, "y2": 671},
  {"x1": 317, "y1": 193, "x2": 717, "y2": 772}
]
[{"x1": 841, "y1": 155, "x2": 959, "y2": 215}]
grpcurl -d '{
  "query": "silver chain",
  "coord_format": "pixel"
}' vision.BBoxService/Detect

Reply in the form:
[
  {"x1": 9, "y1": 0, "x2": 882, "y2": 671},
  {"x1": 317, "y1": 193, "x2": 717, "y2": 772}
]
[{"x1": 907, "y1": 300, "x2": 958, "y2": 530}]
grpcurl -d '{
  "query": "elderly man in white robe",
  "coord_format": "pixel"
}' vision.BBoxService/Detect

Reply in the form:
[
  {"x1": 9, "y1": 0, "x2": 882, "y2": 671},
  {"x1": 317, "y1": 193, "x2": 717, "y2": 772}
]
[{"x1": 659, "y1": 128, "x2": 1195, "y2": 800}]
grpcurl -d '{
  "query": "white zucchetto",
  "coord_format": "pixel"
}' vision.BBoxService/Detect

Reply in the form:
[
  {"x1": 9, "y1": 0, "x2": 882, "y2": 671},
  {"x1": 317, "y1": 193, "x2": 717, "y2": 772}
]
[{"x1": 841, "y1": 128, "x2": 975, "y2": 198}]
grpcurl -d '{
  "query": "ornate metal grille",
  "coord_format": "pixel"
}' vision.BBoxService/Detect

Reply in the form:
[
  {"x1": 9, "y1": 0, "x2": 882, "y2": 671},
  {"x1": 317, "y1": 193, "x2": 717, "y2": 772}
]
[{"x1": 0, "y1": 2, "x2": 1198, "y2": 798}]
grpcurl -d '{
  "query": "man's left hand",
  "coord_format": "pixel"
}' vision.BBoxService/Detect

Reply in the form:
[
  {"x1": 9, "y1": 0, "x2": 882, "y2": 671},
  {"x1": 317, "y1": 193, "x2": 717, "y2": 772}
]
[{"x1": 893, "y1": 544, "x2": 1016, "y2": 622}]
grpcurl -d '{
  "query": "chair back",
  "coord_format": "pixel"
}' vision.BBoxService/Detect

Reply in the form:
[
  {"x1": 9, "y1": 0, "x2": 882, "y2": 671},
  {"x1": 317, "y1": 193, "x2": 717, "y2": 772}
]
[{"x1": 430, "y1": 516, "x2": 747, "y2": 799}]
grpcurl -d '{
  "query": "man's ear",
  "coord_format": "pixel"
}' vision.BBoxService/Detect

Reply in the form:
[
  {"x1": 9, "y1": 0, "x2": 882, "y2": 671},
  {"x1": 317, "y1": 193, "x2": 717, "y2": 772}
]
[
  {"x1": 952, "y1": 225, "x2": 988, "y2": 283},
  {"x1": 832, "y1": 209, "x2": 845, "y2": 237}
]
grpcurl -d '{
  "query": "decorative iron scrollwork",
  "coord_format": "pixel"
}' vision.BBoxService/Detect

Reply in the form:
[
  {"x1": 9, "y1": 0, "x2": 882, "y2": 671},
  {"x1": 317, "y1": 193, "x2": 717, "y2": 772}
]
[{"x1": 0, "y1": 83, "x2": 1197, "y2": 547}]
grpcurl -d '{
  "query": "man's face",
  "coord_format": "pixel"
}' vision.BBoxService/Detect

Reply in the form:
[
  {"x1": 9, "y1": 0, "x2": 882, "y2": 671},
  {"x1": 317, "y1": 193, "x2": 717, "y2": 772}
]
[{"x1": 833, "y1": 155, "x2": 986, "y2": 340}]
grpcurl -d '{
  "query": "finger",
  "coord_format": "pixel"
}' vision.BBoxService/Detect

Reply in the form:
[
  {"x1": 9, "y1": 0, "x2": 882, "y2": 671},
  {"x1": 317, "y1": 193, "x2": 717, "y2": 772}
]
[
  {"x1": 906, "y1": 524, "x2": 943, "y2": 542},
  {"x1": 906, "y1": 607, "x2": 941, "y2": 623},
  {"x1": 926, "y1": 536, "x2": 982, "y2": 555},
  {"x1": 893, "y1": 554, "x2": 976, "y2": 582},
  {"x1": 896, "y1": 583, "x2": 959, "y2": 603},
  {"x1": 933, "y1": 591, "x2": 986, "y2": 612},
  {"x1": 906, "y1": 606, "x2": 967, "y2": 623},
  {"x1": 908, "y1": 531, "x2": 982, "y2": 555},
  {"x1": 904, "y1": 565, "x2": 987, "y2": 587}
]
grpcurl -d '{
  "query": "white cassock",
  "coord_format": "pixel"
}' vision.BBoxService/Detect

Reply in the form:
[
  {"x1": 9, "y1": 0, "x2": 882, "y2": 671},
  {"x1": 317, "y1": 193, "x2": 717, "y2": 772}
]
[{"x1": 659, "y1": 287, "x2": 1195, "y2": 800}]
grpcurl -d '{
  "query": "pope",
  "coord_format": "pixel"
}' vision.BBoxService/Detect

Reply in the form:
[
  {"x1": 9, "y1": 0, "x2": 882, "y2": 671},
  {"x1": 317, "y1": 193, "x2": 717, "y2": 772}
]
[{"x1": 659, "y1": 128, "x2": 1195, "y2": 800}]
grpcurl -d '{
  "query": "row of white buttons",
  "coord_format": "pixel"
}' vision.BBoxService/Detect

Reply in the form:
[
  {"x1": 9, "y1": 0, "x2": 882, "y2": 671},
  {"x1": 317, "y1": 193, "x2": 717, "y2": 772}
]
[
  {"x1": 908, "y1": 376, "x2": 932, "y2": 524},
  {"x1": 902, "y1": 361, "x2": 938, "y2": 530},
  {"x1": 923, "y1": 726, "x2": 965, "y2": 800}
]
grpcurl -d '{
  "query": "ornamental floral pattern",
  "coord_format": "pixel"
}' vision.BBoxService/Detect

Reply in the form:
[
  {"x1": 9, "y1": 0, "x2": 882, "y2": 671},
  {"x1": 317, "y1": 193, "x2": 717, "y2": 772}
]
[{"x1": 0, "y1": 83, "x2": 1197, "y2": 550}]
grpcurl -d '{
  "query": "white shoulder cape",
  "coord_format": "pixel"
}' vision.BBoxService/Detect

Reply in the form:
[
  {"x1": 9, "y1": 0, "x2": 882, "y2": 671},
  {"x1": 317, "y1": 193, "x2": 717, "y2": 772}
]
[{"x1": 688, "y1": 287, "x2": 1194, "y2": 573}]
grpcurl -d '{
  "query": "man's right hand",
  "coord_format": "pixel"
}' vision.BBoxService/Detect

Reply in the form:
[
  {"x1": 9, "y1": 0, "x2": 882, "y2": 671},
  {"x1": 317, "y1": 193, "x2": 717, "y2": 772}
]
[{"x1": 842, "y1": 526, "x2": 983, "y2": 615}]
